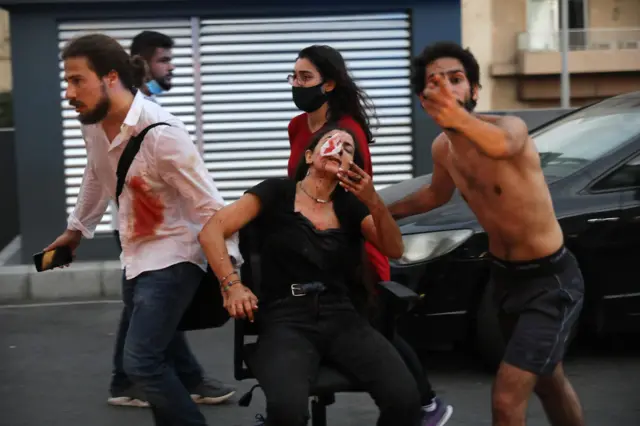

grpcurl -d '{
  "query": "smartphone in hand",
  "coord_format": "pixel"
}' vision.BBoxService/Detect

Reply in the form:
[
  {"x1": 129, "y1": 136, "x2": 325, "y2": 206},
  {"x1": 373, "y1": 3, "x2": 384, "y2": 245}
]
[
  {"x1": 33, "y1": 246, "x2": 73, "y2": 272},
  {"x1": 348, "y1": 163, "x2": 362, "y2": 183}
]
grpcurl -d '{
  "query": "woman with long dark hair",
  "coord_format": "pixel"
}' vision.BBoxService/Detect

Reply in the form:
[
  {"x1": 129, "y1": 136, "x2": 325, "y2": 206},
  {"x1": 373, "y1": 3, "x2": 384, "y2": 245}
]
[
  {"x1": 199, "y1": 125, "x2": 422, "y2": 426},
  {"x1": 285, "y1": 45, "x2": 453, "y2": 426},
  {"x1": 286, "y1": 44, "x2": 388, "y2": 282}
]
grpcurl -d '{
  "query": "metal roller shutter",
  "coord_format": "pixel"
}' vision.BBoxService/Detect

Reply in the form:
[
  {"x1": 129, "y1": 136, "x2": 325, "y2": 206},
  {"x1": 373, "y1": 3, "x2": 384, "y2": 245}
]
[
  {"x1": 57, "y1": 12, "x2": 415, "y2": 233},
  {"x1": 57, "y1": 19, "x2": 195, "y2": 233},
  {"x1": 197, "y1": 12, "x2": 414, "y2": 202}
]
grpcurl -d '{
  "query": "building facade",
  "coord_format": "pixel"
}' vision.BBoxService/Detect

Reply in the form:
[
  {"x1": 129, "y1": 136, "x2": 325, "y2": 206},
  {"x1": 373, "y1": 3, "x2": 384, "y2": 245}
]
[
  {"x1": 463, "y1": 0, "x2": 640, "y2": 110},
  {"x1": 2, "y1": 0, "x2": 461, "y2": 263},
  {"x1": 0, "y1": 9, "x2": 9, "y2": 94}
]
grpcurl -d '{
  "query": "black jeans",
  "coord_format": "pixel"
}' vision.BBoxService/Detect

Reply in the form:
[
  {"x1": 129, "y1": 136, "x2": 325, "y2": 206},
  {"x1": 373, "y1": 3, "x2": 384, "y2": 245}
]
[
  {"x1": 368, "y1": 293, "x2": 436, "y2": 405},
  {"x1": 248, "y1": 294, "x2": 422, "y2": 426},
  {"x1": 392, "y1": 334, "x2": 436, "y2": 405}
]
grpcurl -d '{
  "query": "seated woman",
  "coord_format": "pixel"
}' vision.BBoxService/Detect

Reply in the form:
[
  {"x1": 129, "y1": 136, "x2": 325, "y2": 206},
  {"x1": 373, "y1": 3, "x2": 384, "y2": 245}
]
[{"x1": 198, "y1": 125, "x2": 422, "y2": 426}]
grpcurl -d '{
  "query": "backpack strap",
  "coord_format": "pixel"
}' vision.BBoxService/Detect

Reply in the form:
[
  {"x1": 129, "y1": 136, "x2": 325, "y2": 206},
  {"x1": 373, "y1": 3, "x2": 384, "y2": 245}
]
[{"x1": 115, "y1": 122, "x2": 171, "y2": 207}]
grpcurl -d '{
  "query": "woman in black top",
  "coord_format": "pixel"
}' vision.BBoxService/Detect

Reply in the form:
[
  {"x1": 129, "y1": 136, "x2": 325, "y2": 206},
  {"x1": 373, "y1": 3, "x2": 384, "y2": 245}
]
[{"x1": 198, "y1": 125, "x2": 422, "y2": 426}]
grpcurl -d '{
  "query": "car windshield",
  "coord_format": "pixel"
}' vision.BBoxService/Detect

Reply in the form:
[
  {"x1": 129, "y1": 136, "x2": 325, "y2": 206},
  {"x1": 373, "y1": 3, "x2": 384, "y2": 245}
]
[{"x1": 532, "y1": 94, "x2": 640, "y2": 182}]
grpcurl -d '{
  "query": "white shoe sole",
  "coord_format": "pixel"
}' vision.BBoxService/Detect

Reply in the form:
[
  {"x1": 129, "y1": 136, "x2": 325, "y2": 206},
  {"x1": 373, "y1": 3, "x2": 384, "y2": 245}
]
[
  {"x1": 107, "y1": 390, "x2": 236, "y2": 408},
  {"x1": 107, "y1": 396, "x2": 150, "y2": 408},
  {"x1": 191, "y1": 390, "x2": 235, "y2": 405},
  {"x1": 435, "y1": 405, "x2": 453, "y2": 426}
]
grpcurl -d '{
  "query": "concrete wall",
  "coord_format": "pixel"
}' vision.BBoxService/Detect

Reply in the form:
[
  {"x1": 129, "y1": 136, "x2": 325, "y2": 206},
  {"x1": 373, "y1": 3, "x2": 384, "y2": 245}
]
[
  {"x1": 0, "y1": 128, "x2": 18, "y2": 249},
  {"x1": 589, "y1": 0, "x2": 640, "y2": 28},
  {"x1": 462, "y1": 0, "x2": 640, "y2": 110},
  {"x1": 8, "y1": 0, "x2": 461, "y2": 263}
]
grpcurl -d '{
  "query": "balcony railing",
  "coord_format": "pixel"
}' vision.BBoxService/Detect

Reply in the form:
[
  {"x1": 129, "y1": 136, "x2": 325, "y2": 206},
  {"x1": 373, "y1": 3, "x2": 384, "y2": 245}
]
[{"x1": 518, "y1": 28, "x2": 640, "y2": 52}]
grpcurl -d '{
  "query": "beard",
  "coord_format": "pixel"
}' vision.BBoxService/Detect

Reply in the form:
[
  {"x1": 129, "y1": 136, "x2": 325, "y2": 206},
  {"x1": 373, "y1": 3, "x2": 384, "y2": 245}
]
[
  {"x1": 157, "y1": 74, "x2": 172, "y2": 91},
  {"x1": 458, "y1": 96, "x2": 477, "y2": 113},
  {"x1": 70, "y1": 83, "x2": 111, "y2": 125}
]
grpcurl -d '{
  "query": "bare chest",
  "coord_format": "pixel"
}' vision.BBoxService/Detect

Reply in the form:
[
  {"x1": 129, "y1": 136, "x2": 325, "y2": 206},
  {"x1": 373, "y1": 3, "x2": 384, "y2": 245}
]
[{"x1": 445, "y1": 146, "x2": 505, "y2": 201}]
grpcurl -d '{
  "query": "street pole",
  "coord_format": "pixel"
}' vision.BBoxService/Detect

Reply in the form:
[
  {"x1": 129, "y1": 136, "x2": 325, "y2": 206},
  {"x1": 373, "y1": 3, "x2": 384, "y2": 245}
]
[{"x1": 560, "y1": 0, "x2": 571, "y2": 108}]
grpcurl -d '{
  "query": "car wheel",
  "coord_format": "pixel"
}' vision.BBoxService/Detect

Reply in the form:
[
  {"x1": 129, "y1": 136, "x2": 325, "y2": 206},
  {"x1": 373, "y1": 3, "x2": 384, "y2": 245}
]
[{"x1": 474, "y1": 280, "x2": 506, "y2": 372}]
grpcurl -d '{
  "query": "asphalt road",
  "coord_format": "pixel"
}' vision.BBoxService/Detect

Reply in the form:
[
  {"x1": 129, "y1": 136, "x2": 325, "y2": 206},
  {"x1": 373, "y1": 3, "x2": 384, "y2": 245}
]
[{"x1": 1, "y1": 301, "x2": 639, "y2": 426}]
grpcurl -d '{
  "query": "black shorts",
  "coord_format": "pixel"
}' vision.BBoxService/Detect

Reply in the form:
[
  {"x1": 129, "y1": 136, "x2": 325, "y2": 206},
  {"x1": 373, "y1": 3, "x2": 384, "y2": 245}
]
[{"x1": 490, "y1": 246, "x2": 584, "y2": 376}]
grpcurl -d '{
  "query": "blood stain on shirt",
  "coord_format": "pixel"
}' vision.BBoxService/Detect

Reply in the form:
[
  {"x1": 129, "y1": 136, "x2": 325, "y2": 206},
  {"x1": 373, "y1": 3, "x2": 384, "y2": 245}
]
[{"x1": 129, "y1": 176, "x2": 165, "y2": 240}]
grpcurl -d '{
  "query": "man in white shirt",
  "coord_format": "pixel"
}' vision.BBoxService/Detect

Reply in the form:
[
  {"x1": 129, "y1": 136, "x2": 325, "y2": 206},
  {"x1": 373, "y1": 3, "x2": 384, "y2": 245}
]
[
  {"x1": 46, "y1": 33, "x2": 240, "y2": 426},
  {"x1": 106, "y1": 30, "x2": 235, "y2": 410},
  {"x1": 110, "y1": 30, "x2": 175, "y2": 240}
]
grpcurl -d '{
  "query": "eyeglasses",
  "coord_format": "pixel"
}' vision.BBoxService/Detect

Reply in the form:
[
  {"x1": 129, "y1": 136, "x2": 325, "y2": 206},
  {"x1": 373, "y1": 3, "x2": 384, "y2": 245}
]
[{"x1": 287, "y1": 74, "x2": 317, "y2": 86}]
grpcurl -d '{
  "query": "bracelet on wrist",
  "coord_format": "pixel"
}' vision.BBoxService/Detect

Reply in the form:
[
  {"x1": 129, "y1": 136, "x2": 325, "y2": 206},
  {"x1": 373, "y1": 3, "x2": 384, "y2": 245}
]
[
  {"x1": 219, "y1": 270, "x2": 238, "y2": 285},
  {"x1": 221, "y1": 280, "x2": 241, "y2": 292}
]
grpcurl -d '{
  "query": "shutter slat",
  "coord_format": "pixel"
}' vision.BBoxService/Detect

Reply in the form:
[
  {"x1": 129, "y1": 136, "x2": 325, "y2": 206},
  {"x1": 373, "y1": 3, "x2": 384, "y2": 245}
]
[{"x1": 59, "y1": 12, "x2": 414, "y2": 228}]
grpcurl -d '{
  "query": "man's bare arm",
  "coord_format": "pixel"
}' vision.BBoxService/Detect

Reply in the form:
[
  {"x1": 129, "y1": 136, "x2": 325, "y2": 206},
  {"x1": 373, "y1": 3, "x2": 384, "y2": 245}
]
[
  {"x1": 388, "y1": 136, "x2": 456, "y2": 219},
  {"x1": 447, "y1": 113, "x2": 529, "y2": 160}
]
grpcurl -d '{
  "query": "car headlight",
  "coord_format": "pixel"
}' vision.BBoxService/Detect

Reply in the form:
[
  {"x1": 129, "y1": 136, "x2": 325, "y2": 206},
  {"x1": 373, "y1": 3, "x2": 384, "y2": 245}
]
[{"x1": 394, "y1": 229, "x2": 474, "y2": 265}]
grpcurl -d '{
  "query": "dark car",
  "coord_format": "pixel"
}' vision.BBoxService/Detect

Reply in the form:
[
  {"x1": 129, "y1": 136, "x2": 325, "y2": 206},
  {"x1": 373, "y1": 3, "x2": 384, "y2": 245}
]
[{"x1": 378, "y1": 90, "x2": 640, "y2": 367}]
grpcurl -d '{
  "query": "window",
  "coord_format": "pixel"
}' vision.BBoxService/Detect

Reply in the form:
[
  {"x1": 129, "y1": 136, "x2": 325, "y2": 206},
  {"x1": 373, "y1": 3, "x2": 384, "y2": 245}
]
[
  {"x1": 532, "y1": 95, "x2": 640, "y2": 183},
  {"x1": 591, "y1": 154, "x2": 640, "y2": 191},
  {"x1": 526, "y1": 0, "x2": 587, "y2": 50}
]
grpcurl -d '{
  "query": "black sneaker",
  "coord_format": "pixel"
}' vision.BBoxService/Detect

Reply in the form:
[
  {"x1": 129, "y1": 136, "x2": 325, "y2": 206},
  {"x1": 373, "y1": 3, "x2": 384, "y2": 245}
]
[
  {"x1": 107, "y1": 386, "x2": 150, "y2": 408},
  {"x1": 421, "y1": 397, "x2": 453, "y2": 426},
  {"x1": 189, "y1": 378, "x2": 236, "y2": 405}
]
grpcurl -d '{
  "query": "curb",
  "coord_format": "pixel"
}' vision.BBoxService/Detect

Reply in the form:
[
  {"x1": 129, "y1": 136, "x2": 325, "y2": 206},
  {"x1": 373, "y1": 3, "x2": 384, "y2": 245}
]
[{"x1": 0, "y1": 261, "x2": 122, "y2": 302}]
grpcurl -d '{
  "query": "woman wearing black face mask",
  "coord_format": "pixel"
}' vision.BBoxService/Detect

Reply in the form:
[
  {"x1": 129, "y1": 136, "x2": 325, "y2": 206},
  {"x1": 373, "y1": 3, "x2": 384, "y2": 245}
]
[
  {"x1": 287, "y1": 44, "x2": 387, "y2": 281},
  {"x1": 286, "y1": 45, "x2": 453, "y2": 426}
]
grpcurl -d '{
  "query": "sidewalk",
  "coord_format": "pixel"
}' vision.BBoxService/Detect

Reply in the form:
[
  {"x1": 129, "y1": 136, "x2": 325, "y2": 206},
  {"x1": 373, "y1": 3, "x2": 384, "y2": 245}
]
[{"x1": 0, "y1": 260, "x2": 122, "y2": 302}]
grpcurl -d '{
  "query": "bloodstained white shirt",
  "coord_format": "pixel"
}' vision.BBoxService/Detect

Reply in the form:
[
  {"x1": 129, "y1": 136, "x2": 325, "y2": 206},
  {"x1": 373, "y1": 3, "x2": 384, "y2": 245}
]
[
  {"x1": 67, "y1": 90, "x2": 242, "y2": 279},
  {"x1": 109, "y1": 91, "x2": 158, "y2": 232}
]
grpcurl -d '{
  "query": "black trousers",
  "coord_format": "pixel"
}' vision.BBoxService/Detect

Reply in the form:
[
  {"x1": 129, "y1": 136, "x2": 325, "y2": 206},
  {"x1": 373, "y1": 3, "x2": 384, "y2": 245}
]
[
  {"x1": 248, "y1": 294, "x2": 422, "y2": 426},
  {"x1": 367, "y1": 290, "x2": 436, "y2": 406},
  {"x1": 392, "y1": 333, "x2": 436, "y2": 405}
]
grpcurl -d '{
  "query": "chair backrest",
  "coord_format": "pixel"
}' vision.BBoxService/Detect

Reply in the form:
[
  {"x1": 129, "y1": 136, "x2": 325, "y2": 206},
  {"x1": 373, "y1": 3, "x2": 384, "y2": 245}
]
[
  {"x1": 239, "y1": 219, "x2": 262, "y2": 299},
  {"x1": 234, "y1": 218, "x2": 263, "y2": 380},
  {"x1": 238, "y1": 218, "x2": 264, "y2": 333}
]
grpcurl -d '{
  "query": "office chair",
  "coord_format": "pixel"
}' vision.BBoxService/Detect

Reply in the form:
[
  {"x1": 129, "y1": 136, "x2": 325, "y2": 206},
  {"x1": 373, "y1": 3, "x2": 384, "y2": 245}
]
[{"x1": 233, "y1": 220, "x2": 420, "y2": 426}]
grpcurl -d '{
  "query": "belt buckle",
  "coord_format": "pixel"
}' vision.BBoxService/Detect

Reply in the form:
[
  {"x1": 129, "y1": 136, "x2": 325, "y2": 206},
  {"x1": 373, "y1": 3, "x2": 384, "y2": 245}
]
[{"x1": 291, "y1": 284, "x2": 306, "y2": 297}]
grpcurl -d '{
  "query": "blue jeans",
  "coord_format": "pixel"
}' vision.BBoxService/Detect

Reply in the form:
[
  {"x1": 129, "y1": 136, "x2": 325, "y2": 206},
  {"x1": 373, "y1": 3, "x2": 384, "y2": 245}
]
[
  {"x1": 110, "y1": 307, "x2": 203, "y2": 392},
  {"x1": 119, "y1": 262, "x2": 208, "y2": 426},
  {"x1": 110, "y1": 230, "x2": 203, "y2": 393}
]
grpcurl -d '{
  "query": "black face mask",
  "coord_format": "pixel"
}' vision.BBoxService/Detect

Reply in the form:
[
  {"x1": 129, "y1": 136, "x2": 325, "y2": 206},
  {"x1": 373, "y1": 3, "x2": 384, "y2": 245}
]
[{"x1": 292, "y1": 82, "x2": 328, "y2": 113}]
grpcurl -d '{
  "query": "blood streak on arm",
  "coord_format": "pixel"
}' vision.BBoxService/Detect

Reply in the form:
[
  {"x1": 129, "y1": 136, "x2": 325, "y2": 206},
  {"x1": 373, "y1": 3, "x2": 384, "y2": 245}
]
[{"x1": 128, "y1": 176, "x2": 165, "y2": 240}]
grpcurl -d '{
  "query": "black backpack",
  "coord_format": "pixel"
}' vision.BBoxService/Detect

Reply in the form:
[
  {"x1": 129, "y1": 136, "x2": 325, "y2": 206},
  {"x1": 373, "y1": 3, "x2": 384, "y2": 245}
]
[{"x1": 116, "y1": 122, "x2": 230, "y2": 330}]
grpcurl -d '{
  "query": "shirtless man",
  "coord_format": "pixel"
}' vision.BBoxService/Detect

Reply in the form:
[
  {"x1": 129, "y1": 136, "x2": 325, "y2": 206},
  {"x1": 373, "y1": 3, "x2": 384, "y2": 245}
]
[{"x1": 388, "y1": 42, "x2": 585, "y2": 426}]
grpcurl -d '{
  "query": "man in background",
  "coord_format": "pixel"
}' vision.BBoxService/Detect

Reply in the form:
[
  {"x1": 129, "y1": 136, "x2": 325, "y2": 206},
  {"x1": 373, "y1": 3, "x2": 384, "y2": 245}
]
[
  {"x1": 130, "y1": 30, "x2": 175, "y2": 101},
  {"x1": 108, "y1": 30, "x2": 236, "y2": 409}
]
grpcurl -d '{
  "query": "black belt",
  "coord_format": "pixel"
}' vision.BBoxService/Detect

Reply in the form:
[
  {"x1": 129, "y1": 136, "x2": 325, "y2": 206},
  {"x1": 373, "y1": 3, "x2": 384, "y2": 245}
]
[{"x1": 290, "y1": 281, "x2": 326, "y2": 297}]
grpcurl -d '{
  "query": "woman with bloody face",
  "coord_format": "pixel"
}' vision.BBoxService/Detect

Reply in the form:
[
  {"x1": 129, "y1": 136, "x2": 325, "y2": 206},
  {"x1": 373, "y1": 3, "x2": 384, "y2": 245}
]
[
  {"x1": 199, "y1": 126, "x2": 422, "y2": 426},
  {"x1": 285, "y1": 45, "x2": 453, "y2": 426}
]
